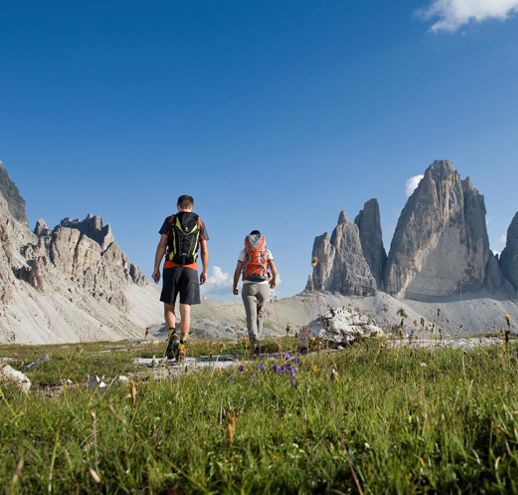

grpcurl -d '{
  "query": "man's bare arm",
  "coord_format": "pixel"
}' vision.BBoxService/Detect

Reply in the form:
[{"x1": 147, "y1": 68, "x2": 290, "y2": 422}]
[
  {"x1": 152, "y1": 234, "x2": 169, "y2": 283},
  {"x1": 233, "y1": 261, "x2": 243, "y2": 295},
  {"x1": 199, "y1": 238, "x2": 209, "y2": 285},
  {"x1": 269, "y1": 260, "x2": 279, "y2": 289}
]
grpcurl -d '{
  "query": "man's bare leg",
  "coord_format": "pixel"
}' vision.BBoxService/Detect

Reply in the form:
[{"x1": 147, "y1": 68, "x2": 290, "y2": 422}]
[
  {"x1": 164, "y1": 303, "x2": 176, "y2": 330},
  {"x1": 179, "y1": 304, "x2": 191, "y2": 340}
]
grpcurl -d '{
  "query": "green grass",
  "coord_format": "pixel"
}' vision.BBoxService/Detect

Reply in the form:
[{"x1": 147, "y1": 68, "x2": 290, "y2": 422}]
[
  {"x1": 0, "y1": 338, "x2": 298, "y2": 388},
  {"x1": 2, "y1": 340, "x2": 518, "y2": 493}
]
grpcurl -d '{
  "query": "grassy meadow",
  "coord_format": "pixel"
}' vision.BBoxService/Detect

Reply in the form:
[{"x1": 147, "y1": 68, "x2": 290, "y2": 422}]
[{"x1": 1, "y1": 338, "x2": 518, "y2": 494}]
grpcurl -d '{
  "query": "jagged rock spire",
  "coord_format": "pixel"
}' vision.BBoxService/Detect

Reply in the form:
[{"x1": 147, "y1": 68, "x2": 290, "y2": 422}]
[
  {"x1": 500, "y1": 212, "x2": 518, "y2": 291},
  {"x1": 354, "y1": 199, "x2": 387, "y2": 290},
  {"x1": 34, "y1": 219, "x2": 49, "y2": 237},
  {"x1": 58, "y1": 215, "x2": 113, "y2": 248},
  {"x1": 311, "y1": 213, "x2": 376, "y2": 296}
]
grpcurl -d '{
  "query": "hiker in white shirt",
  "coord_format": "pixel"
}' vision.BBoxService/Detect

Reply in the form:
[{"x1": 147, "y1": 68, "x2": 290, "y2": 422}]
[{"x1": 232, "y1": 230, "x2": 278, "y2": 355}]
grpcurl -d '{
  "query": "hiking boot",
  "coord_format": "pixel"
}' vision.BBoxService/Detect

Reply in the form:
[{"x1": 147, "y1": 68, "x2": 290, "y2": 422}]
[
  {"x1": 175, "y1": 340, "x2": 187, "y2": 363},
  {"x1": 165, "y1": 329, "x2": 180, "y2": 360}
]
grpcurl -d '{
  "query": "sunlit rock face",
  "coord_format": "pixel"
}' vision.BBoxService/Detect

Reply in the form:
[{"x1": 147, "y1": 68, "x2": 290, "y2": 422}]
[
  {"x1": 500, "y1": 212, "x2": 518, "y2": 292},
  {"x1": 0, "y1": 161, "x2": 28, "y2": 225},
  {"x1": 310, "y1": 211, "x2": 377, "y2": 296},
  {"x1": 354, "y1": 198, "x2": 387, "y2": 290},
  {"x1": 0, "y1": 162, "x2": 154, "y2": 344},
  {"x1": 384, "y1": 160, "x2": 507, "y2": 299}
]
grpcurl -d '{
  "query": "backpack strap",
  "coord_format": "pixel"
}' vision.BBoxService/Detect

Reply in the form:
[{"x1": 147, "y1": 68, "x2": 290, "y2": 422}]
[{"x1": 165, "y1": 215, "x2": 176, "y2": 256}]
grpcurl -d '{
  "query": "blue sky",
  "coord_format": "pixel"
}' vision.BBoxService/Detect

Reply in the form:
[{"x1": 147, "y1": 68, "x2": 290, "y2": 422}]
[{"x1": 1, "y1": 0, "x2": 518, "y2": 298}]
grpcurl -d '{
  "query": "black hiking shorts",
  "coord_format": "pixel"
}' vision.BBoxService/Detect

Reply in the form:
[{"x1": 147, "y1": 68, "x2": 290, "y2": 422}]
[{"x1": 160, "y1": 267, "x2": 201, "y2": 306}]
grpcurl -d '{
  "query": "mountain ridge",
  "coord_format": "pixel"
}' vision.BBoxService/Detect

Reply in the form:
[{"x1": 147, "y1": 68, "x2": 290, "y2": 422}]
[
  {"x1": 310, "y1": 160, "x2": 517, "y2": 302},
  {"x1": 0, "y1": 162, "x2": 160, "y2": 344},
  {"x1": 2, "y1": 159, "x2": 518, "y2": 344}
]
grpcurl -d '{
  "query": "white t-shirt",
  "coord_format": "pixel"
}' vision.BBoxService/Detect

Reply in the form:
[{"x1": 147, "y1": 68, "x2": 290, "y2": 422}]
[{"x1": 238, "y1": 248, "x2": 274, "y2": 285}]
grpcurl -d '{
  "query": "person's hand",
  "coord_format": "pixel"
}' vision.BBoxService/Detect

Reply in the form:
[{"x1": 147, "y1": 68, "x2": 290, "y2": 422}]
[
  {"x1": 233, "y1": 287, "x2": 239, "y2": 296},
  {"x1": 152, "y1": 270, "x2": 160, "y2": 283},
  {"x1": 200, "y1": 271, "x2": 207, "y2": 285},
  {"x1": 270, "y1": 278, "x2": 277, "y2": 290}
]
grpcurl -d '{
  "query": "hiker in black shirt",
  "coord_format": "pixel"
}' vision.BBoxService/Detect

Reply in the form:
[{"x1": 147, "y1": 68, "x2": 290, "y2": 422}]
[{"x1": 152, "y1": 195, "x2": 209, "y2": 361}]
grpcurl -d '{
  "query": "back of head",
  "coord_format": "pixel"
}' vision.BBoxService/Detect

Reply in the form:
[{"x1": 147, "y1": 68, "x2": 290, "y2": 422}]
[
  {"x1": 245, "y1": 230, "x2": 264, "y2": 249},
  {"x1": 177, "y1": 195, "x2": 194, "y2": 211}
]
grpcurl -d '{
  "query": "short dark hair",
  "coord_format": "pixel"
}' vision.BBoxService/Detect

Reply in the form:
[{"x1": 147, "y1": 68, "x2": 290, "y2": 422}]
[
  {"x1": 249, "y1": 230, "x2": 261, "y2": 236},
  {"x1": 177, "y1": 195, "x2": 194, "y2": 210}
]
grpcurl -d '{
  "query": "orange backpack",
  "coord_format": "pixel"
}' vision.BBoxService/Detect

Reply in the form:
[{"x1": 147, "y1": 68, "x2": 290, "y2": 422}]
[{"x1": 242, "y1": 235, "x2": 270, "y2": 282}]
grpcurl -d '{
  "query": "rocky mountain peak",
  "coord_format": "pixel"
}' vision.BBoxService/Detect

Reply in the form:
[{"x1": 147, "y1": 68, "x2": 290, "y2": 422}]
[
  {"x1": 463, "y1": 176, "x2": 474, "y2": 190},
  {"x1": 0, "y1": 167, "x2": 153, "y2": 343},
  {"x1": 354, "y1": 199, "x2": 387, "y2": 289},
  {"x1": 0, "y1": 161, "x2": 28, "y2": 225},
  {"x1": 500, "y1": 212, "x2": 518, "y2": 291},
  {"x1": 34, "y1": 219, "x2": 49, "y2": 237},
  {"x1": 305, "y1": 159, "x2": 515, "y2": 301},
  {"x1": 311, "y1": 213, "x2": 376, "y2": 296},
  {"x1": 337, "y1": 211, "x2": 348, "y2": 224},
  {"x1": 384, "y1": 160, "x2": 505, "y2": 298},
  {"x1": 425, "y1": 159, "x2": 455, "y2": 180},
  {"x1": 58, "y1": 215, "x2": 113, "y2": 248}
]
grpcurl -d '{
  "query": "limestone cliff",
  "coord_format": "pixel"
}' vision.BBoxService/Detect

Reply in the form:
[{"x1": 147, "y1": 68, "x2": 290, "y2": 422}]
[
  {"x1": 0, "y1": 161, "x2": 27, "y2": 225},
  {"x1": 310, "y1": 212, "x2": 377, "y2": 296},
  {"x1": 354, "y1": 199, "x2": 387, "y2": 289},
  {"x1": 500, "y1": 212, "x2": 518, "y2": 291},
  {"x1": 0, "y1": 162, "x2": 158, "y2": 344},
  {"x1": 384, "y1": 160, "x2": 507, "y2": 299}
]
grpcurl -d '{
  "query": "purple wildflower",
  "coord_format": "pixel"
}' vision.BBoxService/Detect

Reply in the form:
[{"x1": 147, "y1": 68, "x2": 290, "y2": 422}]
[
  {"x1": 293, "y1": 358, "x2": 301, "y2": 365},
  {"x1": 238, "y1": 365, "x2": 245, "y2": 372},
  {"x1": 290, "y1": 367, "x2": 297, "y2": 377},
  {"x1": 272, "y1": 364, "x2": 282, "y2": 373},
  {"x1": 258, "y1": 363, "x2": 266, "y2": 372},
  {"x1": 284, "y1": 353, "x2": 291, "y2": 361},
  {"x1": 290, "y1": 378, "x2": 297, "y2": 388}
]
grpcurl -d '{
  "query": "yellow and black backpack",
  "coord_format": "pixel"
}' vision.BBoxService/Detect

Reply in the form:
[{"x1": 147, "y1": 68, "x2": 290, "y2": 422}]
[{"x1": 167, "y1": 212, "x2": 201, "y2": 265}]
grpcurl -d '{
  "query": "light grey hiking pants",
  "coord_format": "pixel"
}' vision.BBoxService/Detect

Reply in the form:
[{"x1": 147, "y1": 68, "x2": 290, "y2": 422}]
[{"x1": 241, "y1": 283, "x2": 270, "y2": 345}]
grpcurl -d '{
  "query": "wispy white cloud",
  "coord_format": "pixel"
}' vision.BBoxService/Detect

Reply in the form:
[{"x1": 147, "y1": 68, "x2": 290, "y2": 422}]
[
  {"x1": 405, "y1": 175, "x2": 424, "y2": 198},
  {"x1": 201, "y1": 266, "x2": 232, "y2": 296},
  {"x1": 421, "y1": 0, "x2": 518, "y2": 32}
]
